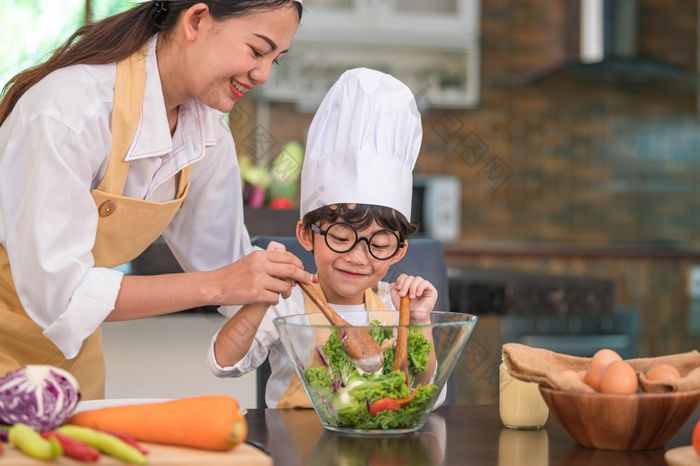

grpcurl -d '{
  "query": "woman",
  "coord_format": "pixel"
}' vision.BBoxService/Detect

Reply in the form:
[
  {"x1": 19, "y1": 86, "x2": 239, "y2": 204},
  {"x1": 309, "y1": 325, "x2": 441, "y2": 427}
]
[{"x1": 0, "y1": 0, "x2": 312, "y2": 399}]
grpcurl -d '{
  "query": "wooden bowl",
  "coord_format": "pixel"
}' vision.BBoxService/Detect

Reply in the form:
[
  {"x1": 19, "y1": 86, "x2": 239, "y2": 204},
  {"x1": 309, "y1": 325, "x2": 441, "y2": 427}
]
[{"x1": 539, "y1": 386, "x2": 700, "y2": 450}]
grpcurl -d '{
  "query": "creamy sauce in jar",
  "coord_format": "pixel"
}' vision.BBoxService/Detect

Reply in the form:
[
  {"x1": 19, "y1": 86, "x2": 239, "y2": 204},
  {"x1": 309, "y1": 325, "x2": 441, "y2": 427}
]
[{"x1": 499, "y1": 362, "x2": 549, "y2": 429}]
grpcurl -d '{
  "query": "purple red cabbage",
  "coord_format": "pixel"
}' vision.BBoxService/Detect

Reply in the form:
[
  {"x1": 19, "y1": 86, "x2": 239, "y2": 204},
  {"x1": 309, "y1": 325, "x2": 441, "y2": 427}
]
[
  {"x1": 332, "y1": 375, "x2": 342, "y2": 392},
  {"x1": 316, "y1": 346, "x2": 329, "y2": 367},
  {"x1": 0, "y1": 365, "x2": 81, "y2": 431}
]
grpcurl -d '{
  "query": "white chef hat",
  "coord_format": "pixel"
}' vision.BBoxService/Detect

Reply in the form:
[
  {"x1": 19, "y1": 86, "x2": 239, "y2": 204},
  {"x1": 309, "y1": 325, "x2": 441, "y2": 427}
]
[{"x1": 299, "y1": 68, "x2": 422, "y2": 221}]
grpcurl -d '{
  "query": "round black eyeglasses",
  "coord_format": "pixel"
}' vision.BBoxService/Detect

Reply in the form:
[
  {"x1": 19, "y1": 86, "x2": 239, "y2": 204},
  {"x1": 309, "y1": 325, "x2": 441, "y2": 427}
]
[{"x1": 311, "y1": 223, "x2": 404, "y2": 260}]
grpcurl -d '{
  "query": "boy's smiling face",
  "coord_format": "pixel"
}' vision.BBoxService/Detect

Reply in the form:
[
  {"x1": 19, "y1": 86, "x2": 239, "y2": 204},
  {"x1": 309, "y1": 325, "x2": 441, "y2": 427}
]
[{"x1": 296, "y1": 220, "x2": 407, "y2": 305}]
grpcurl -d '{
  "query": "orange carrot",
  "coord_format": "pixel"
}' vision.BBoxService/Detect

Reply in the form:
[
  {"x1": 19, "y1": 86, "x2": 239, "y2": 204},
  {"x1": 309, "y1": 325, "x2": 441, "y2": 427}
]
[{"x1": 67, "y1": 396, "x2": 246, "y2": 451}]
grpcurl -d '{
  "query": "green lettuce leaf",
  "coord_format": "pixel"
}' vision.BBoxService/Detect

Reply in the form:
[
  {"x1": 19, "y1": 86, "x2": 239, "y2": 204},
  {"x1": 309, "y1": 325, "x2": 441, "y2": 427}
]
[
  {"x1": 306, "y1": 367, "x2": 333, "y2": 390},
  {"x1": 323, "y1": 330, "x2": 358, "y2": 381},
  {"x1": 335, "y1": 382, "x2": 438, "y2": 430},
  {"x1": 407, "y1": 329, "x2": 432, "y2": 375},
  {"x1": 369, "y1": 320, "x2": 392, "y2": 344}
]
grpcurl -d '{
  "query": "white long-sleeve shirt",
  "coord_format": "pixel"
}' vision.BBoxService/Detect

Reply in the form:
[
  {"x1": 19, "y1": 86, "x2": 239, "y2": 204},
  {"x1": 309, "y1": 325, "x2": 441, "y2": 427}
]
[
  {"x1": 208, "y1": 282, "x2": 446, "y2": 408},
  {"x1": 0, "y1": 37, "x2": 253, "y2": 359}
]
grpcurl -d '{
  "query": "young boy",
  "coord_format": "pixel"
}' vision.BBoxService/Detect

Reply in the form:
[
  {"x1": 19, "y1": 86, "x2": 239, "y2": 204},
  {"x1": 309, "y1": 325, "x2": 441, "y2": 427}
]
[{"x1": 208, "y1": 68, "x2": 440, "y2": 408}]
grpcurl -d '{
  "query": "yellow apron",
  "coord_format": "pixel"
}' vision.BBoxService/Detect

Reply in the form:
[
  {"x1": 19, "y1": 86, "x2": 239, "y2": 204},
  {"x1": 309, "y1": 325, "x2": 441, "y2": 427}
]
[
  {"x1": 0, "y1": 46, "x2": 191, "y2": 399},
  {"x1": 276, "y1": 283, "x2": 389, "y2": 408}
]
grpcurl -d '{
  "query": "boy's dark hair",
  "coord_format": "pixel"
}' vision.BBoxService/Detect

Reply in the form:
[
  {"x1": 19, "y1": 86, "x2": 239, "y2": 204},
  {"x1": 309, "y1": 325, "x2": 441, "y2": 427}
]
[{"x1": 301, "y1": 204, "x2": 418, "y2": 241}]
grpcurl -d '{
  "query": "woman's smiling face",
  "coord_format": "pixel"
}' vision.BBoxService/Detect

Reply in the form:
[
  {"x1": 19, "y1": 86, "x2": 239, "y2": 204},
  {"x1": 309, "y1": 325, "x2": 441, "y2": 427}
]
[{"x1": 178, "y1": 3, "x2": 299, "y2": 112}]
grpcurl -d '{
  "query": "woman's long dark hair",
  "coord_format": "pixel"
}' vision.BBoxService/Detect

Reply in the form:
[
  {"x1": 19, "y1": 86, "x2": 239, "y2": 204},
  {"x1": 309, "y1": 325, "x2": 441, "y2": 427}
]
[{"x1": 0, "y1": 0, "x2": 302, "y2": 125}]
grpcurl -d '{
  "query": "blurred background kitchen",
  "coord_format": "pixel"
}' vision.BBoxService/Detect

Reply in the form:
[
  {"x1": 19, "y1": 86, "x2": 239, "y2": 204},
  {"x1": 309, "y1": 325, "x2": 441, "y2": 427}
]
[{"x1": 3, "y1": 0, "x2": 699, "y2": 408}]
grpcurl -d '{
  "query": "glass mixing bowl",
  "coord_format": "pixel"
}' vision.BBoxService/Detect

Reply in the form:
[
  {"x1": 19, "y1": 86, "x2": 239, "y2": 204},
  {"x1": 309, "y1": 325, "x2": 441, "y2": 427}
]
[{"x1": 274, "y1": 311, "x2": 477, "y2": 435}]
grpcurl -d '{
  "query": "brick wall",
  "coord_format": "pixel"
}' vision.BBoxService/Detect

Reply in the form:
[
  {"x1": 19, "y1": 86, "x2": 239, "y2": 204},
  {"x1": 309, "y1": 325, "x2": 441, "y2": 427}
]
[
  {"x1": 639, "y1": 0, "x2": 698, "y2": 70},
  {"x1": 235, "y1": 0, "x2": 700, "y2": 248}
]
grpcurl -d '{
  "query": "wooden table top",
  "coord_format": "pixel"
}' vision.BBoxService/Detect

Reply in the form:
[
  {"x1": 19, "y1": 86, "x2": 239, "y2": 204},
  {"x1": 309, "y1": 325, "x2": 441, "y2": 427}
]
[{"x1": 245, "y1": 404, "x2": 700, "y2": 466}]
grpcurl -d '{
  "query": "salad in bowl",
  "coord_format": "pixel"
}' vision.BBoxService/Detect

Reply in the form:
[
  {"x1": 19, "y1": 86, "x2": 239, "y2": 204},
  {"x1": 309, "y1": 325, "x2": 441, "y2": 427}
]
[{"x1": 275, "y1": 310, "x2": 477, "y2": 434}]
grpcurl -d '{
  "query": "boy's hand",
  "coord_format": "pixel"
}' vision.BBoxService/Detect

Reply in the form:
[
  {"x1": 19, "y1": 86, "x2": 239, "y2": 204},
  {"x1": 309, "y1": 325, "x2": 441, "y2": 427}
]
[{"x1": 390, "y1": 274, "x2": 437, "y2": 324}]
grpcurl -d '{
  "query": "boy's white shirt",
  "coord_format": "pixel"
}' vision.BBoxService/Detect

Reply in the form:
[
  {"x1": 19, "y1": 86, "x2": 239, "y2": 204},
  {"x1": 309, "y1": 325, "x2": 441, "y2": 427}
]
[{"x1": 207, "y1": 281, "x2": 446, "y2": 409}]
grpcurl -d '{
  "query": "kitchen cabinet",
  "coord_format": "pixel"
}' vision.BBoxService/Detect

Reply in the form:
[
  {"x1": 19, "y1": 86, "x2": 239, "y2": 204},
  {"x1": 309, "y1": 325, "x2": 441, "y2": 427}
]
[
  {"x1": 102, "y1": 314, "x2": 257, "y2": 406},
  {"x1": 257, "y1": 0, "x2": 480, "y2": 110}
]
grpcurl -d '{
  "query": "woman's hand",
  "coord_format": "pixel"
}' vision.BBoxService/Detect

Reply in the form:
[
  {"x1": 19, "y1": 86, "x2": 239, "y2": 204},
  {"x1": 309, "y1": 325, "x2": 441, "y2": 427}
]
[
  {"x1": 213, "y1": 241, "x2": 296, "y2": 367},
  {"x1": 390, "y1": 274, "x2": 438, "y2": 324},
  {"x1": 265, "y1": 241, "x2": 285, "y2": 251},
  {"x1": 210, "y1": 242, "x2": 314, "y2": 306},
  {"x1": 112, "y1": 241, "x2": 314, "y2": 321}
]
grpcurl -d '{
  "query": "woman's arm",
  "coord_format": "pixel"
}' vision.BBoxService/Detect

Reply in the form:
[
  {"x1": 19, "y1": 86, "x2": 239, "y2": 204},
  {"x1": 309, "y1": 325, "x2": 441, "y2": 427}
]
[
  {"x1": 108, "y1": 248, "x2": 311, "y2": 321},
  {"x1": 1, "y1": 112, "x2": 124, "y2": 359}
]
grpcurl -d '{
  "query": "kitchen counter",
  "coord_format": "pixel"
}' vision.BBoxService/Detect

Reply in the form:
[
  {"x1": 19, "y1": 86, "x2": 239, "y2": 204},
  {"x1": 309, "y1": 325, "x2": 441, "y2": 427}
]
[{"x1": 245, "y1": 404, "x2": 700, "y2": 466}]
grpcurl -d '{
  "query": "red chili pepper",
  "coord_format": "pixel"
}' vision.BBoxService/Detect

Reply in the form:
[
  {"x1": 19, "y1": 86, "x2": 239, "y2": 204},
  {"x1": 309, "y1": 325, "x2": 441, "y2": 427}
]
[
  {"x1": 369, "y1": 398, "x2": 401, "y2": 416},
  {"x1": 368, "y1": 390, "x2": 418, "y2": 416},
  {"x1": 41, "y1": 431, "x2": 100, "y2": 462},
  {"x1": 103, "y1": 431, "x2": 149, "y2": 455},
  {"x1": 0, "y1": 441, "x2": 4, "y2": 456}
]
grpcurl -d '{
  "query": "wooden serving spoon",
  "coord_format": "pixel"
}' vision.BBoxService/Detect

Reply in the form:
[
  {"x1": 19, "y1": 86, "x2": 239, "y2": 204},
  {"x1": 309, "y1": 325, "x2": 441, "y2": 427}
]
[
  {"x1": 298, "y1": 281, "x2": 384, "y2": 373},
  {"x1": 392, "y1": 295, "x2": 411, "y2": 383}
]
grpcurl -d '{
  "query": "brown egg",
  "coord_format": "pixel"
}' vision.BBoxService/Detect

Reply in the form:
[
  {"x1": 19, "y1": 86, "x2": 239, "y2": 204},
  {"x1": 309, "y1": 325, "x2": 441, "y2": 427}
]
[
  {"x1": 584, "y1": 365, "x2": 606, "y2": 391},
  {"x1": 591, "y1": 348, "x2": 622, "y2": 369},
  {"x1": 599, "y1": 361, "x2": 638, "y2": 394},
  {"x1": 645, "y1": 364, "x2": 681, "y2": 381}
]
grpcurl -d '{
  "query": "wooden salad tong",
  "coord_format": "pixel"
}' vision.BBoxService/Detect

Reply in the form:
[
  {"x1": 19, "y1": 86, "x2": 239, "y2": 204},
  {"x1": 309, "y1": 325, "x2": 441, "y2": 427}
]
[
  {"x1": 298, "y1": 282, "x2": 384, "y2": 373},
  {"x1": 392, "y1": 296, "x2": 412, "y2": 383}
]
